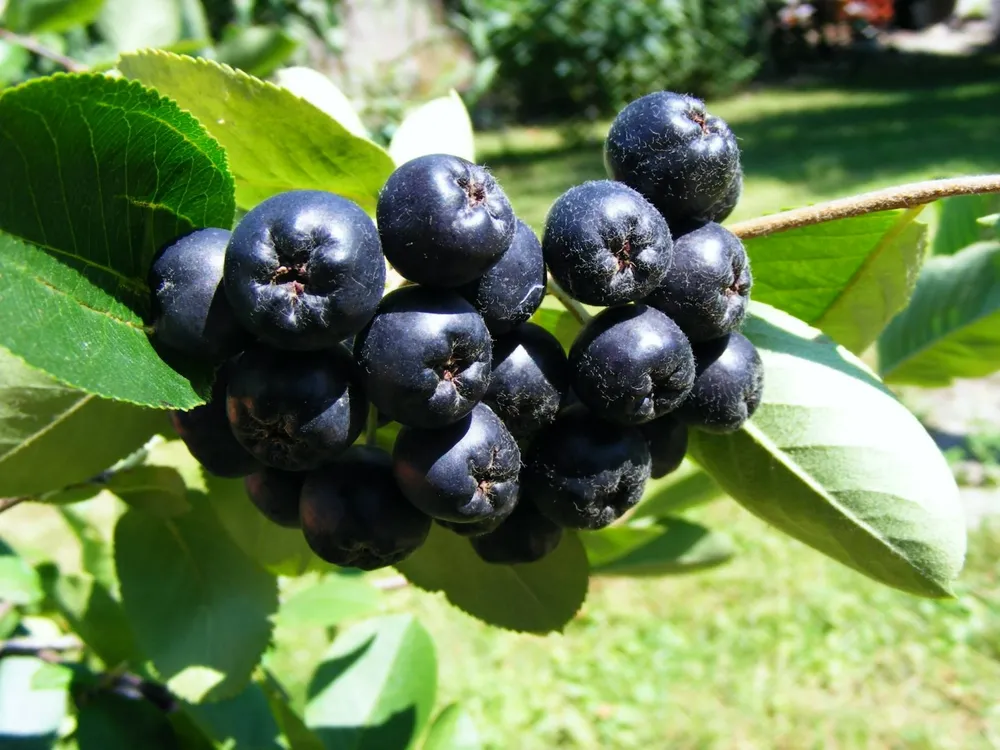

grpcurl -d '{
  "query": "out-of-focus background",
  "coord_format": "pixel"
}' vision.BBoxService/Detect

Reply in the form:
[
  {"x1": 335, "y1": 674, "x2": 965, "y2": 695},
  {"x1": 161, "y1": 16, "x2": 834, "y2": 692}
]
[{"x1": 4, "y1": 0, "x2": 1000, "y2": 747}]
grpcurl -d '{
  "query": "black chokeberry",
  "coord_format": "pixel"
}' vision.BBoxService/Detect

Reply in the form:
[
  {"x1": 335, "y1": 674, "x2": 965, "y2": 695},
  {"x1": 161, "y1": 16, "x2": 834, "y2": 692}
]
[
  {"x1": 458, "y1": 219, "x2": 546, "y2": 335},
  {"x1": 699, "y1": 168, "x2": 743, "y2": 225},
  {"x1": 484, "y1": 323, "x2": 570, "y2": 439},
  {"x1": 149, "y1": 227, "x2": 251, "y2": 362},
  {"x1": 170, "y1": 362, "x2": 263, "y2": 478},
  {"x1": 392, "y1": 403, "x2": 520, "y2": 526},
  {"x1": 676, "y1": 332, "x2": 764, "y2": 433},
  {"x1": 300, "y1": 447, "x2": 431, "y2": 570},
  {"x1": 523, "y1": 404, "x2": 651, "y2": 530},
  {"x1": 355, "y1": 286, "x2": 492, "y2": 429},
  {"x1": 569, "y1": 304, "x2": 695, "y2": 425},
  {"x1": 436, "y1": 506, "x2": 516, "y2": 538},
  {"x1": 604, "y1": 91, "x2": 741, "y2": 227},
  {"x1": 640, "y1": 414, "x2": 688, "y2": 479},
  {"x1": 226, "y1": 343, "x2": 365, "y2": 471},
  {"x1": 376, "y1": 154, "x2": 516, "y2": 287},
  {"x1": 542, "y1": 180, "x2": 673, "y2": 306},
  {"x1": 644, "y1": 222, "x2": 752, "y2": 343},
  {"x1": 470, "y1": 497, "x2": 563, "y2": 565},
  {"x1": 243, "y1": 467, "x2": 304, "y2": 528},
  {"x1": 223, "y1": 190, "x2": 385, "y2": 350}
]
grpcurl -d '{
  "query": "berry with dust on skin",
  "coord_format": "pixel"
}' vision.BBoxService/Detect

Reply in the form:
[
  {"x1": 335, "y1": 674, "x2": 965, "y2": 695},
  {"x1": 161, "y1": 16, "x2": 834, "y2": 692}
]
[
  {"x1": 300, "y1": 446, "x2": 431, "y2": 571},
  {"x1": 640, "y1": 414, "x2": 688, "y2": 479},
  {"x1": 484, "y1": 322, "x2": 570, "y2": 440},
  {"x1": 676, "y1": 332, "x2": 764, "y2": 433},
  {"x1": 243, "y1": 467, "x2": 304, "y2": 528},
  {"x1": 223, "y1": 190, "x2": 386, "y2": 351},
  {"x1": 169, "y1": 362, "x2": 263, "y2": 478},
  {"x1": 644, "y1": 221, "x2": 752, "y2": 343},
  {"x1": 698, "y1": 168, "x2": 743, "y2": 225},
  {"x1": 148, "y1": 227, "x2": 251, "y2": 363},
  {"x1": 569, "y1": 304, "x2": 695, "y2": 425},
  {"x1": 604, "y1": 91, "x2": 741, "y2": 227},
  {"x1": 392, "y1": 403, "x2": 521, "y2": 525},
  {"x1": 471, "y1": 496, "x2": 563, "y2": 565},
  {"x1": 523, "y1": 403, "x2": 651, "y2": 530},
  {"x1": 226, "y1": 342, "x2": 365, "y2": 472},
  {"x1": 458, "y1": 219, "x2": 547, "y2": 335},
  {"x1": 542, "y1": 180, "x2": 674, "y2": 306},
  {"x1": 355, "y1": 286, "x2": 492, "y2": 429},
  {"x1": 376, "y1": 153, "x2": 516, "y2": 288}
]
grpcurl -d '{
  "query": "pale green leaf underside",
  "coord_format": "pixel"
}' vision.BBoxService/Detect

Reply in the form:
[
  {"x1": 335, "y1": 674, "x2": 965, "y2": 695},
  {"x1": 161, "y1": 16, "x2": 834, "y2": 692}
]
[
  {"x1": 878, "y1": 240, "x2": 1000, "y2": 386},
  {"x1": 389, "y1": 90, "x2": 476, "y2": 166},
  {"x1": 746, "y1": 208, "x2": 927, "y2": 353},
  {"x1": 421, "y1": 704, "x2": 482, "y2": 750},
  {"x1": 690, "y1": 302, "x2": 965, "y2": 598},
  {"x1": 118, "y1": 50, "x2": 395, "y2": 213}
]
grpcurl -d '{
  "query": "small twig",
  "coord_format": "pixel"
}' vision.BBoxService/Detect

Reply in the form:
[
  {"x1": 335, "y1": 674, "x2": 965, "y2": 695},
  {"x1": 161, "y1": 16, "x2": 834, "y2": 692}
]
[
  {"x1": 0, "y1": 28, "x2": 87, "y2": 73},
  {"x1": 730, "y1": 175, "x2": 1000, "y2": 239},
  {"x1": 372, "y1": 574, "x2": 409, "y2": 591},
  {"x1": 0, "y1": 635, "x2": 84, "y2": 660},
  {"x1": 365, "y1": 404, "x2": 379, "y2": 447},
  {"x1": 0, "y1": 496, "x2": 29, "y2": 514},
  {"x1": 547, "y1": 274, "x2": 592, "y2": 325}
]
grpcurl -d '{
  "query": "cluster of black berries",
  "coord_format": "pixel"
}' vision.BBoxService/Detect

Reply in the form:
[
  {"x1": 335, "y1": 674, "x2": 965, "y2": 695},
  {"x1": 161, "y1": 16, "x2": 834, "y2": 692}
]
[{"x1": 149, "y1": 90, "x2": 763, "y2": 572}]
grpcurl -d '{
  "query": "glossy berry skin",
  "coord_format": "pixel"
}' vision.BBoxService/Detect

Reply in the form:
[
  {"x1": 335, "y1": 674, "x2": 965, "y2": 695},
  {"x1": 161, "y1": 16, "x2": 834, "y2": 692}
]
[
  {"x1": 169, "y1": 363, "x2": 262, "y2": 478},
  {"x1": 392, "y1": 403, "x2": 521, "y2": 526},
  {"x1": 224, "y1": 190, "x2": 385, "y2": 351},
  {"x1": 484, "y1": 323, "x2": 570, "y2": 439},
  {"x1": 604, "y1": 91, "x2": 741, "y2": 227},
  {"x1": 376, "y1": 154, "x2": 516, "y2": 288},
  {"x1": 300, "y1": 447, "x2": 431, "y2": 570},
  {"x1": 243, "y1": 467, "x2": 304, "y2": 528},
  {"x1": 542, "y1": 180, "x2": 673, "y2": 306},
  {"x1": 226, "y1": 343, "x2": 365, "y2": 471},
  {"x1": 523, "y1": 404, "x2": 651, "y2": 530},
  {"x1": 149, "y1": 228, "x2": 251, "y2": 362},
  {"x1": 355, "y1": 286, "x2": 492, "y2": 429},
  {"x1": 644, "y1": 222, "x2": 752, "y2": 343},
  {"x1": 676, "y1": 332, "x2": 764, "y2": 433},
  {"x1": 436, "y1": 504, "x2": 516, "y2": 538},
  {"x1": 640, "y1": 414, "x2": 688, "y2": 479},
  {"x1": 569, "y1": 304, "x2": 696, "y2": 425},
  {"x1": 699, "y1": 168, "x2": 743, "y2": 225},
  {"x1": 458, "y1": 219, "x2": 546, "y2": 335},
  {"x1": 471, "y1": 497, "x2": 563, "y2": 565}
]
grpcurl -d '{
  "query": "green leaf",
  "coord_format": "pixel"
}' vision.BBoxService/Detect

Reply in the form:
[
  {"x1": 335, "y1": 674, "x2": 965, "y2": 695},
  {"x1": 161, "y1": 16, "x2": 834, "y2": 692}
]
[
  {"x1": 877, "y1": 241, "x2": 1000, "y2": 386},
  {"x1": 107, "y1": 466, "x2": 191, "y2": 518},
  {"x1": 304, "y1": 614, "x2": 437, "y2": 750},
  {"x1": 114, "y1": 502, "x2": 278, "y2": 702},
  {"x1": 584, "y1": 519, "x2": 734, "y2": 576},
  {"x1": 527, "y1": 295, "x2": 583, "y2": 353},
  {"x1": 96, "y1": 0, "x2": 182, "y2": 53},
  {"x1": 183, "y1": 682, "x2": 283, "y2": 750},
  {"x1": 629, "y1": 459, "x2": 723, "y2": 520},
  {"x1": 0, "y1": 73, "x2": 235, "y2": 408},
  {"x1": 3, "y1": 0, "x2": 104, "y2": 33},
  {"x1": 214, "y1": 24, "x2": 298, "y2": 78},
  {"x1": 932, "y1": 194, "x2": 1000, "y2": 256},
  {"x1": 977, "y1": 213, "x2": 1000, "y2": 231},
  {"x1": 75, "y1": 691, "x2": 179, "y2": 750},
  {"x1": 29, "y1": 662, "x2": 73, "y2": 691},
  {"x1": 746, "y1": 208, "x2": 928, "y2": 353},
  {"x1": 258, "y1": 671, "x2": 325, "y2": 750},
  {"x1": 689, "y1": 302, "x2": 966, "y2": 598},
  {"x1": 272, "y1": 67, "x2": 367, "y2": 138},
  {"x1": 118, "y1": 51, "x2": 395, "y2": 213},
  {"x1": 420, "y1": 704, "x2": 481, "y2": 750},
  {"x1": 0, "y1": 40, "x2": 30, "y2": 87},
  {"x1": 276, "y1": 574, "x2": 381, "y2": 630},
  {"x1": 0, "y1": 538, "x2": 42, "y2": 605},
  {"x1": 388, "y1": 90, "x2": 475, "y2": 166},
  {"x1": 395, "y1": 524, "x2": 588, "y2": 634},
  {"x1": 0, "y1": 656, "x2": 68, "y2": 744}
]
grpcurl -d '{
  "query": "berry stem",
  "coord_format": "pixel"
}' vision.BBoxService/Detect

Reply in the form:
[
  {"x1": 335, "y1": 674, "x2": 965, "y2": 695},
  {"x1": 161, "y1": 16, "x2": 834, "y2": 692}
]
[
  {"x1": 365, "y1": 403, "x2": 379, "y2": 447},
  {"x1": 0, "y1": 496, "x2": 28, "y2": 514},
  {"x1": 0, "y1": 28, "x2": 87, "y2": 72},
  {"x1": 547, "y1": 274, "x2": 592, "y2": 324},
  {"x1": 730, "y1": 175, "x2": 1000, "y2": 239}
]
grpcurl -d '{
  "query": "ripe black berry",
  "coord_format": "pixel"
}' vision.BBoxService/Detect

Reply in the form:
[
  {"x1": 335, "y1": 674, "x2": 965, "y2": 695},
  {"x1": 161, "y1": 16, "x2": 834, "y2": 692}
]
[
  {"x1": 226, "y1": 343, "x2": 365, "y2": 471},
  {"x1": 604, "y1": 91, "x2": 740, "y2": 227},
  {"x1": 392, "y1": 403, "x2": 520, "y2": 526},
  {"x1": 376, "y1": 154, "x2": 516, "y2": 287},
  {"x1": 300, "y1": 447, "x2": 431, "y2": 570},
  {"x1": 524, "y1": 404, "x2": 651, "y2": 530},
  {"x1": 355, "y1": 286, "x2": 492, "y2": 428},
  {"x1": 169, "y1": 362, "x2": 262, "y2": 478},
  {"x1": 470, "y1": 497, "x2": 563, "y2": 565},
  {"x1": 484, "y1": 323, "x2": 569, "y2": 439},
  {"x1": 458, "y1": 219, "x2": 546, "y2": 335},
  {"x1": 223, "y1": 190, "x2": 386, "y2": 350},
  {"x1": 676, "y1": 332, "x2": 764, "y2": 433},
  {"x1": 640, "y1": 414, "x2": 688, "y2": 479},
  {"x1": 699, "y1": 168, "x2": 743, "y2": 225},
  {"x1": 542, "y1": 180, "x2": 673, "y2": 306},
  {"x1": 569, "y1": 304, "x2": 695, "y2": 425},
  {"x1": 243, "y1": 467, "x2": 304, "y2": 528},
  {"x1": 148, "y1": 227, "x2": 251, "y2": 362},
  {"x1": 436, "y1": 506, "x2": 516, "y2": 538},
  {"x1": 644, "y1": 222, "x2": 752, "y2": 343}
]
